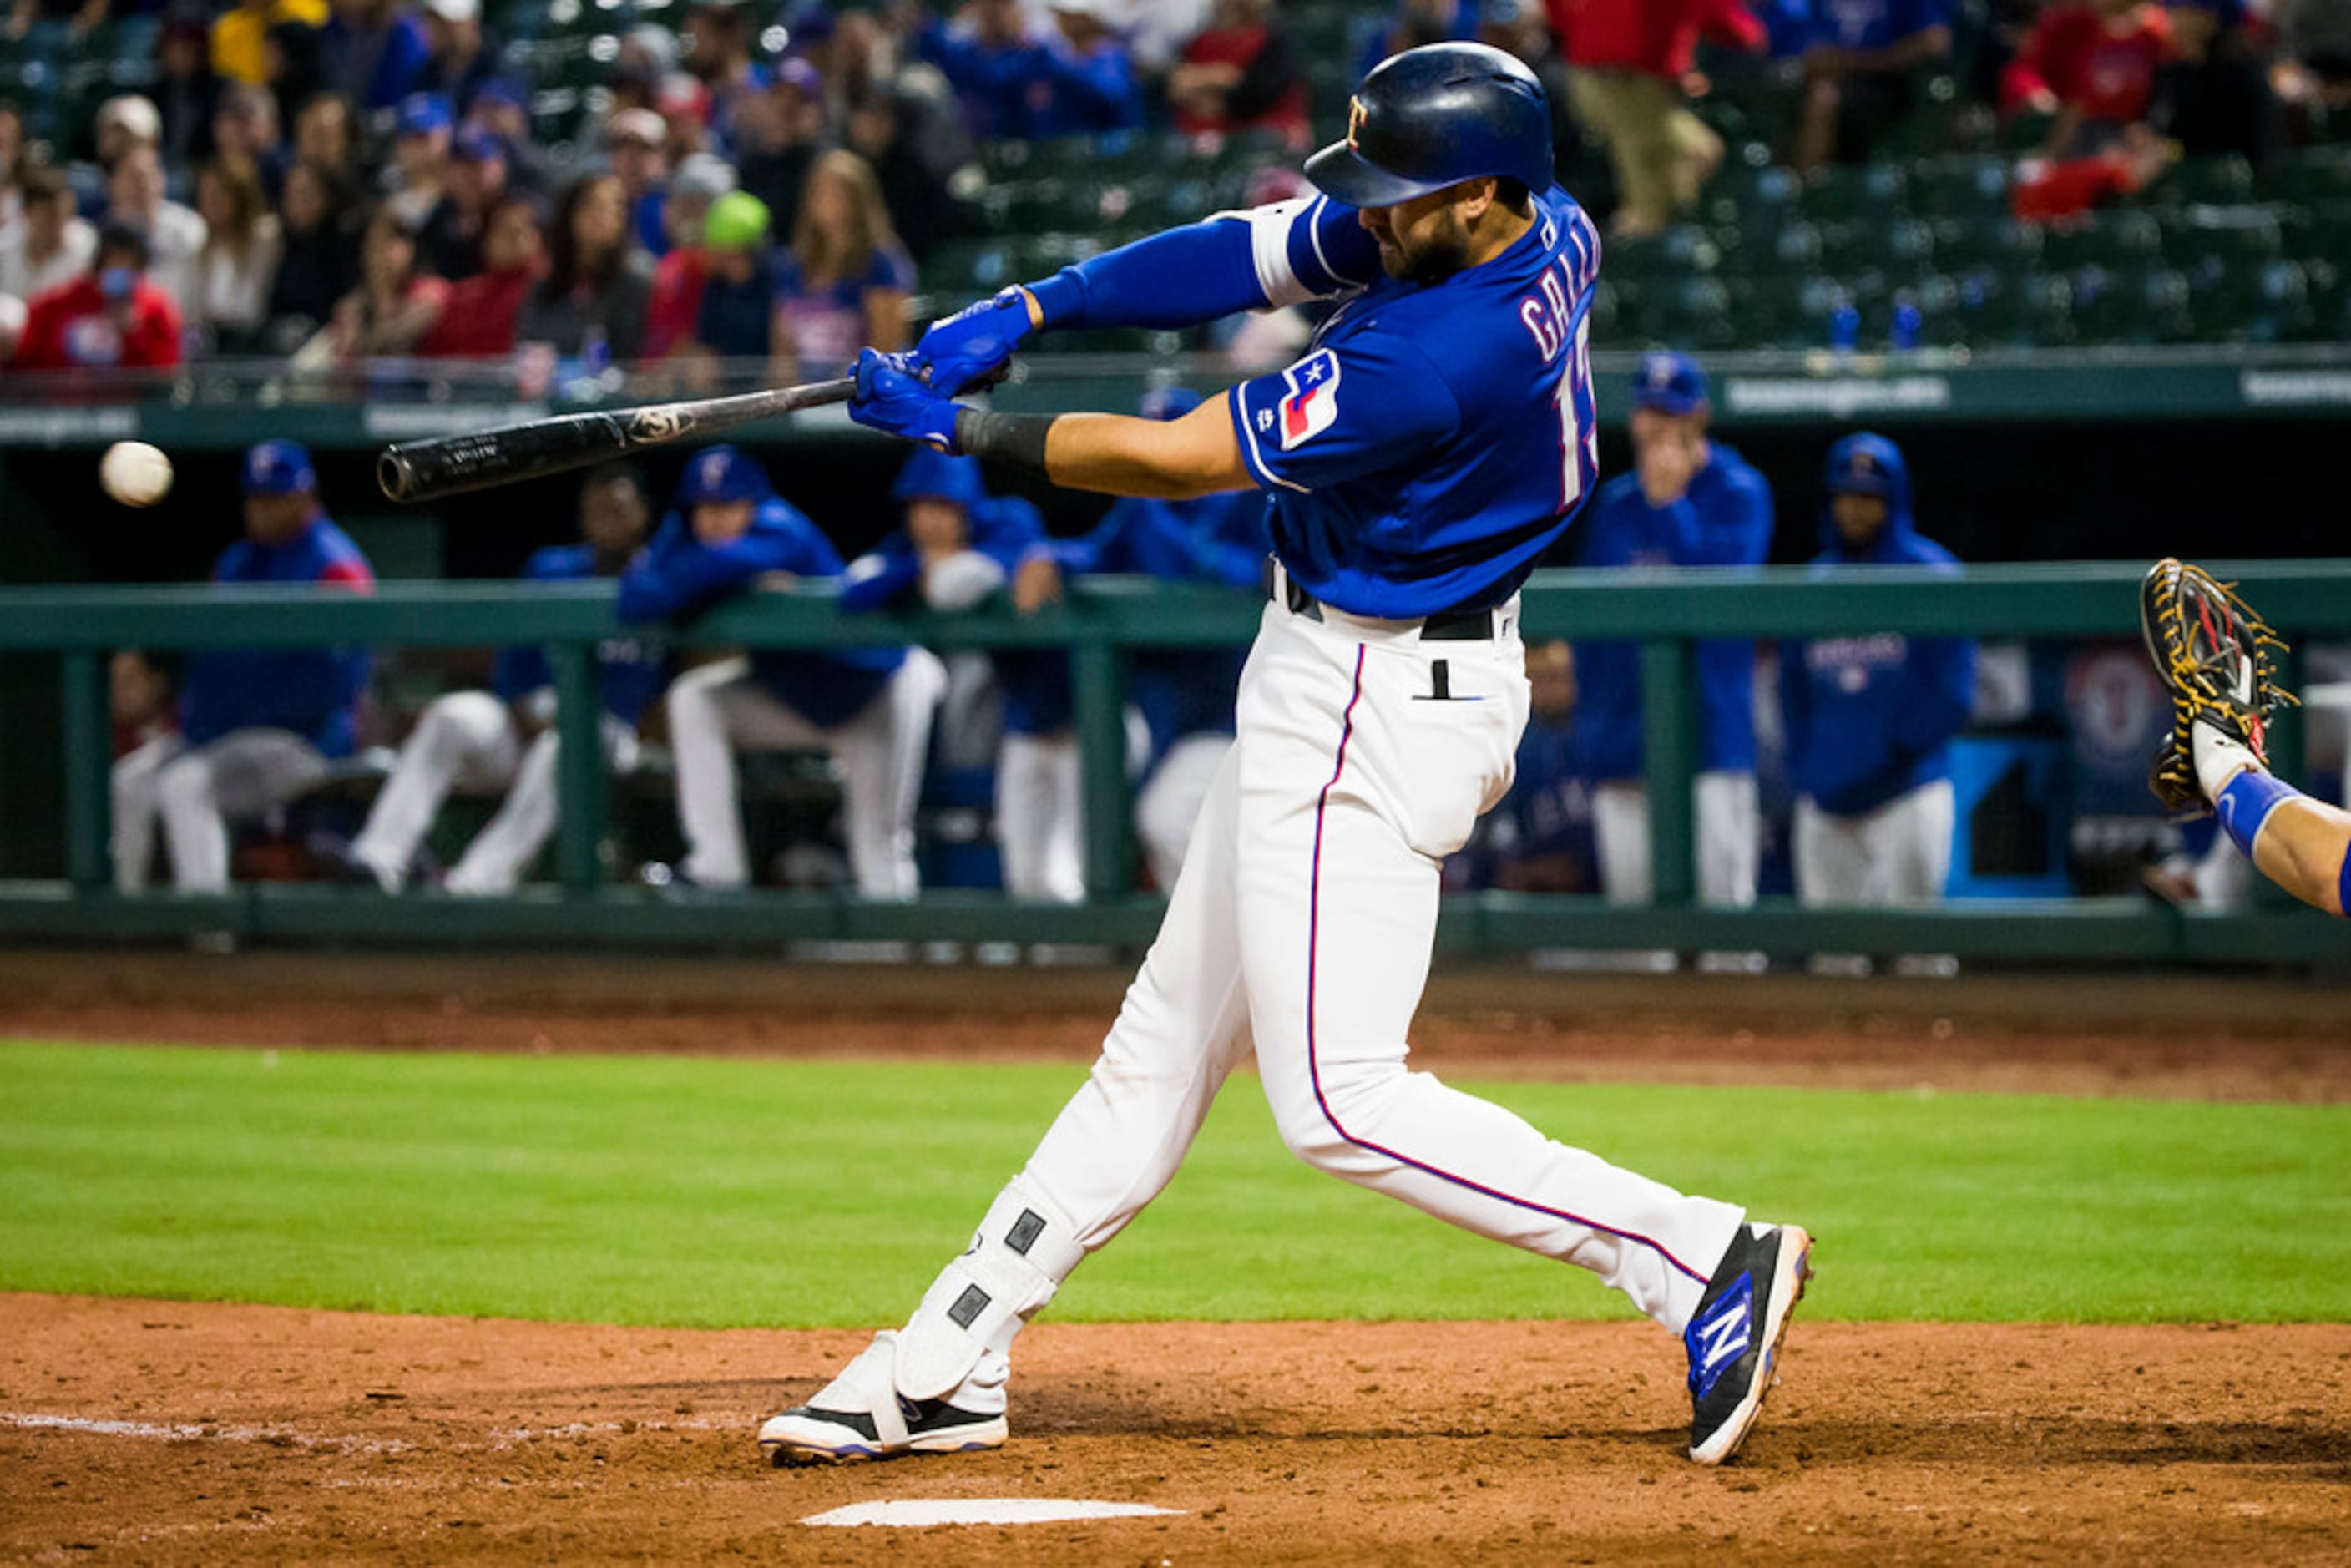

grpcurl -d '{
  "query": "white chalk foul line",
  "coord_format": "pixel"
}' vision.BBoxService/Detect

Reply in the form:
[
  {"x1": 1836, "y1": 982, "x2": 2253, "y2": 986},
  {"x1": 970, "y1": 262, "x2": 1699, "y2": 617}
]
[
  {"x1": 803, "y1": 1499, "x2": 1185, "y2": 1529},
  {"x1": 0, "y1": 1410, "x2": 412, "y2": 1454}
]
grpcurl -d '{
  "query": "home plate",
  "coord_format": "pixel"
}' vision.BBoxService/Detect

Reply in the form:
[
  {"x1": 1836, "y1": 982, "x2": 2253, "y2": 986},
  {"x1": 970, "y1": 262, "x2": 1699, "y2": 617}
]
[{"x1": 802, "y1": 1499, "x2": 1184, "y2": 1528}]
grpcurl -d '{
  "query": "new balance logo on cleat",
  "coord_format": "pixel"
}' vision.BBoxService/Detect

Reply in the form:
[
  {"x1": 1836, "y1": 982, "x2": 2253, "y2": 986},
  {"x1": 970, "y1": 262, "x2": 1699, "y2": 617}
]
[
  {"x1": 1686, "y1": 1222, "x2": 1813, "y2": 1466},
  {"x1": 1686, "y1": 1276, "x2": 1753, "y2": 1401}
]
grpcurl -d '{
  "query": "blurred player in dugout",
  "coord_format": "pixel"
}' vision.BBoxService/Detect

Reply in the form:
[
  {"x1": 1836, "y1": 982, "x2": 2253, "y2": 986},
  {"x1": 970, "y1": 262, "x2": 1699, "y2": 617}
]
[
  {"x1": 1778, "y1": 432, "x2": 1978, "y2": 906},
  {"x1": 111, "y1": 442, "x2": 376, "y2": 893},
  {"x1": 336, "y1": 465, "x2": 665, "y2": 894},
  {"x1": 1010, "y1": 387, "x2": 1272, "y2": 893},
  {"x1": 838, "y1": 450, "x2": 1079, "y2": 901},
  {"x1": 626, "y1": 446, "x2": 945, "y2": 898},
  {"x1": 1571, "y1": 352, "x2": 1774, "y2": 907}
]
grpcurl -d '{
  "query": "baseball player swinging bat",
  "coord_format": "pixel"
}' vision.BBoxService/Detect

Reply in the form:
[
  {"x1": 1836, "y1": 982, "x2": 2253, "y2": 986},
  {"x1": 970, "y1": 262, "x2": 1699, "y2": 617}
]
[{"x1": 374, "y1": 377, "x2": 855, "y2": 503}]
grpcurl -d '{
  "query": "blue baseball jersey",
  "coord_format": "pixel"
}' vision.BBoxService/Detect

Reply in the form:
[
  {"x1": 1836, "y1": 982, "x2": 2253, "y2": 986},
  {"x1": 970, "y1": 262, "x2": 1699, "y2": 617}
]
[
  {"x1": 838, "y1": 492, "x2": 1072, "y2": 737},
  {"x1": 616, "y1": 500, "x2": 906, "y2": 731},
  {"x1": 1042, "y1": 488, "x2": 1272, "y2": 762},
  {"x1": 492, "y1": 544, "x2": 667, "y2": 727},
  {"x1": 180, "y1": 516, "x2": 375, "y2": 755},
  {"x1": 1778, "y1": 437, "x2": 1978, "y2": 817},
  {"x1": 1572, "y1": 447, "x2": 1775, "y2": 781},
  {"x1": 1810, "y1": 0, "x2": 1949, "y2": 52},
  {"x1": 1497, "y1": 712, "x2": 1595, "y2": 868},
  {"x1": 1221, "y1": 187, "x2": 1603, "y2": 619}
]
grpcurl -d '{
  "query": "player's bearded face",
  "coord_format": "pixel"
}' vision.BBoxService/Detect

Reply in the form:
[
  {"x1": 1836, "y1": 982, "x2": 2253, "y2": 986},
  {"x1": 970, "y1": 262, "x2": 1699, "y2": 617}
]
[{"x1": 1359, "y1": 187, "x2": 1475, "y2": 284}]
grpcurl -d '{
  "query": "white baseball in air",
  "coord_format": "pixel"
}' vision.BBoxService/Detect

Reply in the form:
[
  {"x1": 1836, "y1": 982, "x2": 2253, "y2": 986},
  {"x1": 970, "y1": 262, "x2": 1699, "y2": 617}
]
[{"x1": 99, "y1": 441, "x2": 174, "y2": 508}]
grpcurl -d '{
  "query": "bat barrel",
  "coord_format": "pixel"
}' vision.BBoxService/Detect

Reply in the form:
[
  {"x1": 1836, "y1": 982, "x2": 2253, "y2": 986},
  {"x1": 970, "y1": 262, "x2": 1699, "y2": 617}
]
[
  {"x1": 377, "y1": 447, "x2": 422, "y2": 503},
  {"x1": 375, "y1": 378, "x2": 857, "y2": 503}
]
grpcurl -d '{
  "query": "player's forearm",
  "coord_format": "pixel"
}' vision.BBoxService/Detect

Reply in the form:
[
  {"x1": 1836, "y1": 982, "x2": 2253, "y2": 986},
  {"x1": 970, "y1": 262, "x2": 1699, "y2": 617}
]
[
  {"x1": 958, "y1": 405, "x2": 1251, "y2": 501},
  {"x1": 2250, "y1": 796, "x2": 2351, "y2": 917}
]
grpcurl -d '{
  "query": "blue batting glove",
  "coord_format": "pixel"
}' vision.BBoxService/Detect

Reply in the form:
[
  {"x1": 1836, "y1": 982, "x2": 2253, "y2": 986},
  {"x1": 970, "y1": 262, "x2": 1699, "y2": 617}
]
[
  {"x1": 912, "y1": 286, "x2": 1032, "y2": 397},
  {"x1": 851, "y1": 348, "x2": 961, "y2": 452}
]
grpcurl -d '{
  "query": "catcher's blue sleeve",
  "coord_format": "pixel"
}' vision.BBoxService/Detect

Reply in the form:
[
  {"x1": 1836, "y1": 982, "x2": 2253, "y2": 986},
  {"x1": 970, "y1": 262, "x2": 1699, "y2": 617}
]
[{"x1": 1025, "y1": 195, "x2": 1381, "y2": 333}]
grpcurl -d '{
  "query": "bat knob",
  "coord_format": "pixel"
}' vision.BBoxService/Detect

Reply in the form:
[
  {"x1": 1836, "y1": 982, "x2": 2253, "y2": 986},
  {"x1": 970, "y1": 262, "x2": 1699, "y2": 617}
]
[{"x1": 377, "y1": 448, "x2": 417, "y2": 503}]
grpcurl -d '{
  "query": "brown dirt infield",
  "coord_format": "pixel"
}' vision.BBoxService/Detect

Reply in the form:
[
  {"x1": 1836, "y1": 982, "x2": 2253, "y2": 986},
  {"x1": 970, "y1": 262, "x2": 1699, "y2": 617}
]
[
  {"x1": 4, "y1": 950, "x2": 2349, "y2": 1560},
  {"x1": 3, "y1": 1298, "x2": 2348, "y2": 1564}
]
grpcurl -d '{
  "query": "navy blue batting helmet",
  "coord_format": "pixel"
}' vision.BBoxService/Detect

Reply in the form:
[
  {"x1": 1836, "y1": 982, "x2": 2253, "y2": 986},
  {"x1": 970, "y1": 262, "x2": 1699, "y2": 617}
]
[{"x1": 1303, "y1": 42, "x2": 1552, "y2": 209}]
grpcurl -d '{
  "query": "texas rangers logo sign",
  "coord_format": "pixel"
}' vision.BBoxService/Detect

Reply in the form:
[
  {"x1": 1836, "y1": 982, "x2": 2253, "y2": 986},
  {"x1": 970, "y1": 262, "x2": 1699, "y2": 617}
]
[{"x1": 1277, "y1": 350, "x2": 1342, "y2": 450}]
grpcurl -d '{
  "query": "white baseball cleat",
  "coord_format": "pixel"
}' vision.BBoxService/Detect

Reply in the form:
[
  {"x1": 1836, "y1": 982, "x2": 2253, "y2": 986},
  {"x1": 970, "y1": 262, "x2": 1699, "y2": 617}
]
[
  {"x1": 758, "y1": 1333, "x2": 1007, "y2": 1466},
  {"x1": 1684, "y1": 1222, "x2": 1813, "y2": 1466}
]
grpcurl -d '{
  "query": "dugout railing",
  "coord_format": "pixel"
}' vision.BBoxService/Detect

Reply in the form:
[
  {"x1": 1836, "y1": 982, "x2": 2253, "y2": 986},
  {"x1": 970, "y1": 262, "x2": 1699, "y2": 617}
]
[{"x1": 2, "y1": 561, "x2": 2348, "y2": 964}]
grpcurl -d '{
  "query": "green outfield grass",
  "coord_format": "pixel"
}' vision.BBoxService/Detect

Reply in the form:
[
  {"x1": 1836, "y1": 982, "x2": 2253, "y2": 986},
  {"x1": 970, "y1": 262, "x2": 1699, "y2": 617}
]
[{"x1": 1, "y1": 1040, "x2": 2345, "y2": 1326}]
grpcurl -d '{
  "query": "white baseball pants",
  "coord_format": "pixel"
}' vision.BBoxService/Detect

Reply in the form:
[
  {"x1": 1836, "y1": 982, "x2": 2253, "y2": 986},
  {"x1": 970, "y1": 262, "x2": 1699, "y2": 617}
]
[
  {"x1": 348, "y1": 690, "x2": 641, "y2": 894},
  {"x1": 1134, "y1": 732, "x2": 1232, "y2": 893},
  {"x1": 111, "y1": 727, "x2": 328, "y2": 893},
  {"x1": 913, "y1": 596, "x2": 1746, "y2": 1405},
  {"x1": 666, "y1": 651, "x2": 945, "y2": 898},
  {"x1": 1793, "y1": 778, "x2": 1956, "y2": 905},
  {"x1": 996, "y1": 730, "x2": 1084, "y2": 903},
  {"x1": 1591, "y1": 771, "x2": 1760, "y2": 906}
]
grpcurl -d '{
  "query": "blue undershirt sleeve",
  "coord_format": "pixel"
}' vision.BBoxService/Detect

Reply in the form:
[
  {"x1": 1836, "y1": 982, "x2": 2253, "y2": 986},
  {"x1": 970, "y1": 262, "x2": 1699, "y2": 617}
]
[{"x1": 1024, "y1": 195, "x2": 1381, "y2": 333}]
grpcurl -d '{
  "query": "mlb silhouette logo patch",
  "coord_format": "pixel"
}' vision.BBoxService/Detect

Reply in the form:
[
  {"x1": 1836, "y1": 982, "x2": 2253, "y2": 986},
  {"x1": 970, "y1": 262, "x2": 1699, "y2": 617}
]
[{"x1": 1278, "y1": 350, "x2": 1342, "y2": 450}]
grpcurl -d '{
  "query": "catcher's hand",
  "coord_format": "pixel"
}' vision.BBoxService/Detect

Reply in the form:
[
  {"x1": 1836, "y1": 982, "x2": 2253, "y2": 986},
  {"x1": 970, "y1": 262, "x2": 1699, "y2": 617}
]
[{"x1": 2138, "y1": 557, "x2": 2298, "y2": 817}]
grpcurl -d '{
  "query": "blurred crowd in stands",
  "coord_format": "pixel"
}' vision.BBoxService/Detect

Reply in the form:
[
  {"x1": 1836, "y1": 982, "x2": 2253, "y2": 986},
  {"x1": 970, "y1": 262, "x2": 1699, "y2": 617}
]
[{"x1": 4, "y1": 0, "x2": 2350, "y2": 372}]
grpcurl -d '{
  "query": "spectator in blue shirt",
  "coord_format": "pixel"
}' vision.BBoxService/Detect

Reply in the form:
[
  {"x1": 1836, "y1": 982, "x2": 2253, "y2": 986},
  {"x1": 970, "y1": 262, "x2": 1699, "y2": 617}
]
[
  {"x1": 338, "y1": 465, "x2": 660, "y2": 894},
  {"x1": 112, "y1": 442, "x2": 376, "y2": 895},
  {"x1": 1793, "y1": 0, "x2": 1954, "y2": 168},
  {"x1": 318, "y1": 0, "x2": 428, "y2": 114},
  {"x1": 919, "y1": 0, "x2": 1142, "y2": 139},
  {"x1": 773, "y1": 149, "x2": 915, "y2": 380},
  {"x1": 1572, "y1": 352, "x2": 1775, "y2": 907},
  {"x1": 685, "y1": 190, "x2": 778, "y2": 385}
]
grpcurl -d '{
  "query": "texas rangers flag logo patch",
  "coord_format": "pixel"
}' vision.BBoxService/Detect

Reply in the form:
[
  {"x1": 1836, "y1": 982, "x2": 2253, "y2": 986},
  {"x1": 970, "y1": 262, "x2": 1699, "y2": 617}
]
[{"x1": 1277, "y1": 349, "x2": 1342, "y2": 450}]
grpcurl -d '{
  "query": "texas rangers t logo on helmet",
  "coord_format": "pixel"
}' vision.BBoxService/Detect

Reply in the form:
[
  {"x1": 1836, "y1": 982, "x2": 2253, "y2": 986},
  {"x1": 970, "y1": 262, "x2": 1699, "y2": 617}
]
[{"x1": 1347, "y1": 95, "x2": 1367, "y2": 151}]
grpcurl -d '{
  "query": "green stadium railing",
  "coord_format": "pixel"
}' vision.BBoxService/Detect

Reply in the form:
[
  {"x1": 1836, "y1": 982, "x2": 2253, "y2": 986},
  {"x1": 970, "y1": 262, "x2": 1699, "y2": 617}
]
[{"x1": 3, "y1": 562, "x2": 2349, "y2": 964}]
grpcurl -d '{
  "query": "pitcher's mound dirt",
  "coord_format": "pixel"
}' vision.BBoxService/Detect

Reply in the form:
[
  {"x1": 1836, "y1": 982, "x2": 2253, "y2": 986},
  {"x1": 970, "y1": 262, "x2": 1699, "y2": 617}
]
[{"x1": 3, "y1": 1295, "x2": 2346, "y2": 1564}]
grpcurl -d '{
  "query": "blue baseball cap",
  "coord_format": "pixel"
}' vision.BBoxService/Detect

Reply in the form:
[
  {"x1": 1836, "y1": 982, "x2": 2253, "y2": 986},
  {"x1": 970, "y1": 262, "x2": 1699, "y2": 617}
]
[
  {"x1": 1825, "y1": 435, "x2": 1895, "y2": 498},
  {"x1": 244, "y1": 440, "x2": 316, "y2": 496},
  {"x1": 676, "y1": 444, "x2": 771, "y2": 506},
  {"x1": 397, "y1": 92, "x2": 453, "y2": 138},
  {"x1": 453, "y1": 127, "x2": 505, "y2": 163},
  {"x1": 1633, "y1": 351, "x2": 1708, "y2": 416},
  {"x1": 889, "y1": 448, "x2": 983, "y2": 511}
]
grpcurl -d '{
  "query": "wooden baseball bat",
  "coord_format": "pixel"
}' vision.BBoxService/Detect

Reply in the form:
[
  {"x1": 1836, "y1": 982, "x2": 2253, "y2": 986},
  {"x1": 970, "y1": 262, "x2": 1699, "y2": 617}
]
[{"x1": 376, "y1": 377, "x2": 857, "y2": 503}]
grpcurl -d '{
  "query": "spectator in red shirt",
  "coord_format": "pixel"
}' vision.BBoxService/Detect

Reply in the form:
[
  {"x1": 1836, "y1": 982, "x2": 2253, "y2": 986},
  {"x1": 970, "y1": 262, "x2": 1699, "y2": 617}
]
[
  {"x1": 1551, "y1": 0, "x2": 1764, "y2": 236},
  {"x1": 9, "y1": 223, "x2": 185, "y2": 372},
  {"x1": 642, "y1": 151, "x2": 734, "y2": 362},
  {"x1": 2002, "y1": 0, "x2": 2176, "y2": 155},
  {"x1": 1167, "y1": 0, "x2": 1311, "y2": 149},
  {"x1": 418, "y1": 191, "x2": 542, "y2": 357}
]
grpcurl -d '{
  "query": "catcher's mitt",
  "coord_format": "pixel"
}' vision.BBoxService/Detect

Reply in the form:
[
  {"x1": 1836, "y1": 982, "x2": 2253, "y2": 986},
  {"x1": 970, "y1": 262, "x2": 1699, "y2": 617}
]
[{"x1": 2139, "y1": 557, "x2": 2298, "y2": 817}]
